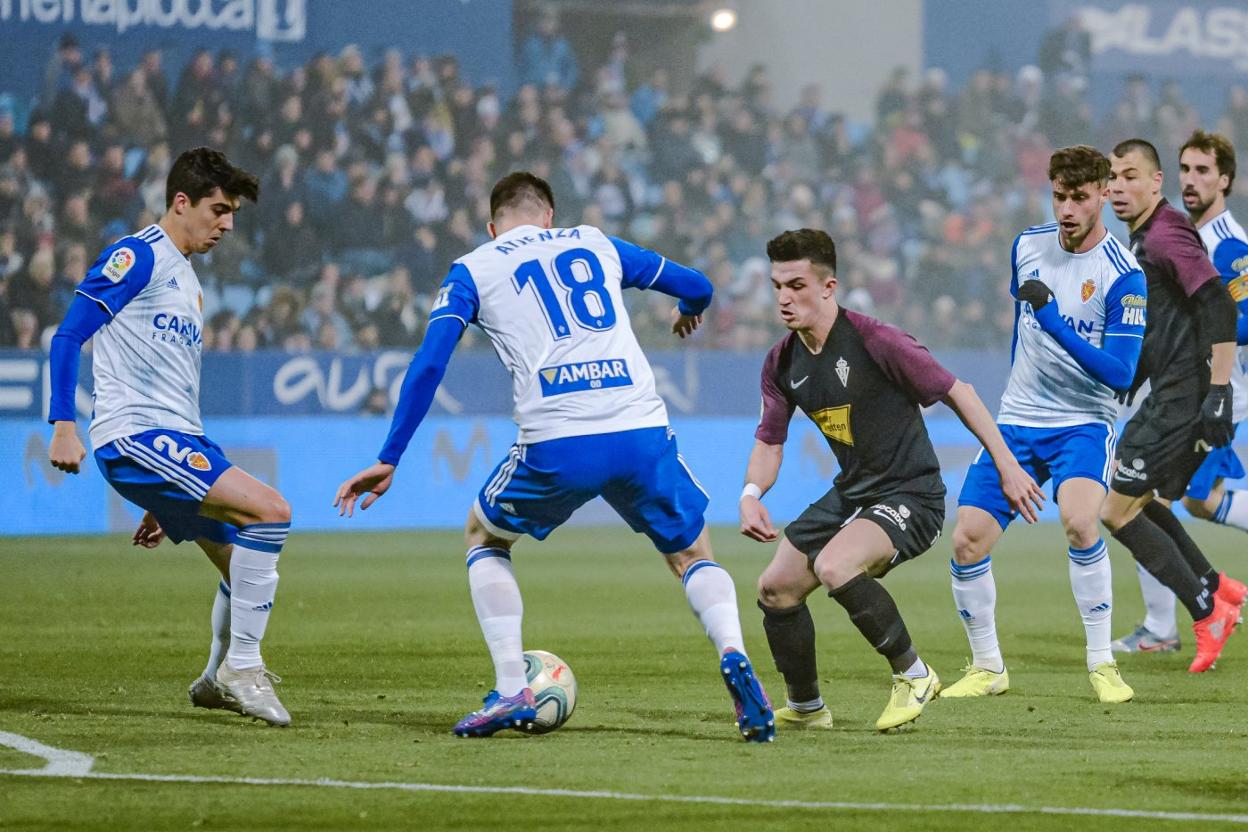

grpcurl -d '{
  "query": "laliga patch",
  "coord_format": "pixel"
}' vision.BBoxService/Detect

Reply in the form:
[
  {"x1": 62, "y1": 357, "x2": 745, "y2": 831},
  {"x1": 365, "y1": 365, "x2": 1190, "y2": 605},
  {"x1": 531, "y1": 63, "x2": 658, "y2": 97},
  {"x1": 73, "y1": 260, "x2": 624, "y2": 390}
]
[
  {"x1": 1228, "y1": 274, "x2": 1248, "y2": 303},
  {"x1": 103, "y1": 247, "x2": 135, "y2": 283},
  {"x1": 809, "y1": 404, "x2": 853, "y2": 446},
  {"x1": 1080, "y1": 278, "x2": 1095, "y2": 303},
  {"x1": 539, "y1": 359, "x2": 632, "y2": 397},
  {"x1": 187, "y1": 452, "x2": 212, "y2": 472}
]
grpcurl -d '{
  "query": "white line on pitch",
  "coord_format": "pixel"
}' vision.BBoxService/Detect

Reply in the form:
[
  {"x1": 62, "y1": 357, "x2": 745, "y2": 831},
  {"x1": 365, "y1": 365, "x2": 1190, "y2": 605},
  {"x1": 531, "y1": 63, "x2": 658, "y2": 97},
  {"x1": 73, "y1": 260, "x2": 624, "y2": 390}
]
[{"x1": 2, "y1": 767, "x2": 1247, "y2": 824}]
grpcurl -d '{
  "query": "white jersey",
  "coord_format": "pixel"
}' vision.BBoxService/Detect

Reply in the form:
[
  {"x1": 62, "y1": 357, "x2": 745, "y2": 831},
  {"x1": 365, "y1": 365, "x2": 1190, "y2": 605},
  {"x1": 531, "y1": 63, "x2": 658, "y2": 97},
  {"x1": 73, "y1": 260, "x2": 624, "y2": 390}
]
[
  {"x1": 431, "y1": 224, "x2": 672, "y2": 444},
  {"x1": 1197, "y1": 209, "x2": 1248, "y2": 424},
  {"x1": 77, "y1": 224, "x2": 206, "y2": 448},
  {"x1": 999, "y1": 224, "x2": 1147, "y2": 427}
]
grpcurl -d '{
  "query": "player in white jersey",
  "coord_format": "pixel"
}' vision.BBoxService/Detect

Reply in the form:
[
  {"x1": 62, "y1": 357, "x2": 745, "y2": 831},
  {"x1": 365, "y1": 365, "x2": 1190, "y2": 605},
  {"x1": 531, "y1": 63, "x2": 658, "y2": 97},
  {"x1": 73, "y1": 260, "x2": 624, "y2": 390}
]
[
  {"x1": 943, "y1": 146, "x2": 1146, "y2": 702},
  {"x1": 334, "y1": 172, "x2": 774, "y2": 741},
  {"x1": 47, "y1": 148, "x2": 293, "y2": 726},
  {"x1": 1115, "y1": 130, "x2": 1248, "y2": 654}
]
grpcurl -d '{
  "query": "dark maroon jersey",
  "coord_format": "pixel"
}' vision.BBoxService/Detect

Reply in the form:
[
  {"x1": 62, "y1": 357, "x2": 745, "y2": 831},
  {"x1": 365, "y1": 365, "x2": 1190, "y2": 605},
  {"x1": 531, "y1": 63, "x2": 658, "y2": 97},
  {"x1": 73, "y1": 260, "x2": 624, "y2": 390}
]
[
  {"x1": 756, "y1": 308, "x2": 956, "y2": 503},
  {"x1": 1129, "y1": 199, "x2": 1221, "y2": 394}
]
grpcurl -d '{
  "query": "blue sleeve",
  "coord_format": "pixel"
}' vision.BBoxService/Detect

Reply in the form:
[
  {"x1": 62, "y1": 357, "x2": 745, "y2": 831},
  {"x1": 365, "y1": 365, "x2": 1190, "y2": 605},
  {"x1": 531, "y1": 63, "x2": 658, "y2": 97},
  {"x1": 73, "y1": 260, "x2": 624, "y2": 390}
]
[
  {"x1": 609, "y1": 236, "x2": 712, "y2": 316},
  {"x1": 429, "y1": 263, "x2": 480, "y2": 327},
  {"x1": 1211, "y1": 237, "x2": 1248, "y2": 345},
  {"x1": 76, "y1": 238, "x2": 156, "y2": 317},
  {"x1": 377, "y1": 317, "x2": 466, "y2": 466},
  {"x1": 48, "y1": 294, "x2": 111, "y2": 422},
  {"x1": 1032, "y1": 270, "x2": 1145, "y2": 392}
]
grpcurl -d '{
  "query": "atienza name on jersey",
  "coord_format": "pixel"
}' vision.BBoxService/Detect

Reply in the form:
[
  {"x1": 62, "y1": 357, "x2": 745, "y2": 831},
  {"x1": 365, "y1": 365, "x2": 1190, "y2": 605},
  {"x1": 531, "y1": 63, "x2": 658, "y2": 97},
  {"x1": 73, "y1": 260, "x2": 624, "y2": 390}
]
[
  {"x1": 999, "y1": 223, "x2": 1147, "y2": 427},
  {"x1": 431, "y1": 224, "x2": 670, "y2": 443},
  {"x1": 76, "y1": 224, "x2": 207, "y2": 448}
]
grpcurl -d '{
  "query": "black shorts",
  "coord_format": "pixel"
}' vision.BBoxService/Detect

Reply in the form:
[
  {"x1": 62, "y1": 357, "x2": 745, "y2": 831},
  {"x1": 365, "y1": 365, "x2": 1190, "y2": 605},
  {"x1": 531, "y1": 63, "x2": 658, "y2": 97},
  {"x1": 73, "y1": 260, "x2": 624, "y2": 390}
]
[
  {"x1": 783, "y1": 487, "x2": 945, "y2": 575},
  {"x1": 1112, "y1": 392, "x2": 1207, "y2": 501}
]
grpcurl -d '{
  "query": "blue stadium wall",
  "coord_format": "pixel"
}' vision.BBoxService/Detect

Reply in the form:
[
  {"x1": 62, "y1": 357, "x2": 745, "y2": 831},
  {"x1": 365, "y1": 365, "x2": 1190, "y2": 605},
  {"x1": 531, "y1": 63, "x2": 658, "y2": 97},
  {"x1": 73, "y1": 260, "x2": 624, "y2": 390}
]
[{"x1": 5, "y1": 348, "x2": 1242, "y2": 536}]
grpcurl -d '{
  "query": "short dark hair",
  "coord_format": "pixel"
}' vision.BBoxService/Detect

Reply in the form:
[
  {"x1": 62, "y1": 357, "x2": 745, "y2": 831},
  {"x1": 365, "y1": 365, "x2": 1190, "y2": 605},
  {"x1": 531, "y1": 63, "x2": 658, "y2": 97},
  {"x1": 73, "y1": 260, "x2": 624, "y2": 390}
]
[
  {"x1": 1111, "y1": 138, "x2": 1161, "y2": 172},
  {"x1": 489, "y1": 171, "x2": 554, "y2": 220},
  {"x1": 1048, "y1": 145, "x2": 1111, "y2": 189},
  {"x1": 1180, "y1": 128, "x2": 1236, "y2": 197},
  {"x1": 766, "y1": 228, "x2": 837, "y2": 274},
  {"x1": 165, "y1": 147, "x2": 259, "y2": 209}
]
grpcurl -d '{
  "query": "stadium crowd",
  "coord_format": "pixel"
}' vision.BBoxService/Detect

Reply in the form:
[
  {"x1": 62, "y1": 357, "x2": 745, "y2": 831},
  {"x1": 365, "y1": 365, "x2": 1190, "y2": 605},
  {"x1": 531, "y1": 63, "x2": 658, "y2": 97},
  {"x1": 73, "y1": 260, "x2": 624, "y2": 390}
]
[{"x1": 4, "y1": 15, "x2": 1248, "y2": 353}]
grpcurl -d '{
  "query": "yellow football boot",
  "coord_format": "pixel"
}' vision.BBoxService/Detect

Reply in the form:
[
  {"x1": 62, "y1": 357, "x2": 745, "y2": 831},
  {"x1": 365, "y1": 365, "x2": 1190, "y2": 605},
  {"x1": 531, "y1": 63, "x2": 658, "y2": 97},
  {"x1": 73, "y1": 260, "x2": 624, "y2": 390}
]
[
  {"x1": 875, "y1": 667, "x2": 940, "y2": 732},
  {"x1": 1089, "y1": 661, "x2": 1134, "y2": 704},
  {"x1": 940, "y1": 664, "x2": 1009, "y2": 698},
  {"x1": 773, "y1": 705, "x2": 834, "y2": 730}
]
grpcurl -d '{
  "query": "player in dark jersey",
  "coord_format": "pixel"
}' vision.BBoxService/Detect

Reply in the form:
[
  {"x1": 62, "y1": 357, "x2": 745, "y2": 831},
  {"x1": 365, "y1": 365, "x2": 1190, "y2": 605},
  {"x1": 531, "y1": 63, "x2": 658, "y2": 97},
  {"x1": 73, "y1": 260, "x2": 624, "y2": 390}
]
[
  {"x1": 739, "y1": 229, "x2": 1043, "y2": 733},
  {"x1": 1101, "y1": 138, "x2": 1242, "y2": 673}
]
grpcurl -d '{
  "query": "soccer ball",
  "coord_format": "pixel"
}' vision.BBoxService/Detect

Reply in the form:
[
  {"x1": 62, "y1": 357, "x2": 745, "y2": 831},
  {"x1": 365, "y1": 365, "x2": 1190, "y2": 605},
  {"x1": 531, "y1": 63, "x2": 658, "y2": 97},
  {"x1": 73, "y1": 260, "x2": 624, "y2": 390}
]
[{"x1": 520, "y1": 650, "x2": 577, "y2": 734}]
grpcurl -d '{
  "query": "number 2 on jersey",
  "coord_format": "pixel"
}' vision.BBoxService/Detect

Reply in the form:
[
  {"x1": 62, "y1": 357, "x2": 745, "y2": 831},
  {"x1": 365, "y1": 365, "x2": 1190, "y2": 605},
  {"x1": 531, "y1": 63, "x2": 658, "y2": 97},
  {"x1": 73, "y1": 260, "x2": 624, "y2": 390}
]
[{"x1": 512, "y1": 248, "x2": 617, "y2": 340}]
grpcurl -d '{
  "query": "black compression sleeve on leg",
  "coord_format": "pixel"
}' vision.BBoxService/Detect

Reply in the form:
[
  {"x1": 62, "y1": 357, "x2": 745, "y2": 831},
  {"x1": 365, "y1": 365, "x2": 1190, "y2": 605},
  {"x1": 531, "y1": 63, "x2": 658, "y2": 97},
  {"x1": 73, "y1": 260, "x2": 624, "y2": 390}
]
[
  {"x1": 1142, "y1": 501, "x2": 1220, "y2": 592},
  {"x1": 1112, "y1": 512, "x2": 1214, "y2": 620},
  {"x1": 758, "y1": 600, "x2": 820, "y2": 702},
  {"x1": 828, "y1": 574, "x2": 913, "y2": 663}
]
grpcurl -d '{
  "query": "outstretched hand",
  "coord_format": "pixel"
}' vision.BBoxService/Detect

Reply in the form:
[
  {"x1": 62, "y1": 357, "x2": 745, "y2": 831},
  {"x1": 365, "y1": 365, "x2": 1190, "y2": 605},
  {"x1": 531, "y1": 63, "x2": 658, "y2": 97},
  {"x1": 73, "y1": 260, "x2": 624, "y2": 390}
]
[
  {"x1": 334, "y1": 462, "x2": 396, "y2": 517},
  {"x1": 132, "y1": 511, "x2": 166, "y2": 549},
  {"x1": 999, "y1": 460, "x2": 1046, "y2": 524},
  {"x1": 672, "y1": 307, "x2": 703, "y2": 339}
]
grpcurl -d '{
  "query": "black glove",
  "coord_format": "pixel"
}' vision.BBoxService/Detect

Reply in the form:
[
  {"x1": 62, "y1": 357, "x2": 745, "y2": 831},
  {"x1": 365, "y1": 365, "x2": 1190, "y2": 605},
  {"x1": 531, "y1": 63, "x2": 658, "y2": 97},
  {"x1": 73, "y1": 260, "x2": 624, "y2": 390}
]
[
  {"x1": 1016, "y1": 279, "x2": 1053, "y2": 311},
  {"x1": 1200, "y1": 383, "x2": 1234, "y2": 448}
]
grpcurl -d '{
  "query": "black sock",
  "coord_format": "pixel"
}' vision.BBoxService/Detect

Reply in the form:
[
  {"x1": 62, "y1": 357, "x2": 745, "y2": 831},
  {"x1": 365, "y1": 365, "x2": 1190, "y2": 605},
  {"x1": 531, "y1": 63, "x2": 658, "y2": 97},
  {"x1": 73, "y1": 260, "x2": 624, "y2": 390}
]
[
  {"x1": 758, "y1": 600, "x2": 820, "y2": 703},
  {"x1": 1113, "y1": 512, "x2": 1213, "y2": 620},
  {"x1": 1142, "y1": 501, "x2": 1221, "y2": 592},
  {"x1": 828, "y1": 574, "x2": 917, "y2": 673}
]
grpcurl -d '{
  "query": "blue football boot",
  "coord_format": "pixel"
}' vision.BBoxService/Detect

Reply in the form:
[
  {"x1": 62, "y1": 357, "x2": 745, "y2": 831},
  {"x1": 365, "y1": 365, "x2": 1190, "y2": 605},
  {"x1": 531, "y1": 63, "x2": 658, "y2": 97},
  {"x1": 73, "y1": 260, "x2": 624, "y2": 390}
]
[
  {"x1": 720, "y1": 651, "x2": 775, "y2": 743},
  {"x1": 452, "y1": 688, "x2": 538, "y2": 737}
]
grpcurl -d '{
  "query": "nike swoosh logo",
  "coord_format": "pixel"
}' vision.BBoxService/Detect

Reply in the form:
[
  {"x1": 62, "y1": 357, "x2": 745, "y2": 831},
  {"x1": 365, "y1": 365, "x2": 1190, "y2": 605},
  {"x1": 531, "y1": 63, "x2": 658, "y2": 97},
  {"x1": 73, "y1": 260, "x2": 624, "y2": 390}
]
[
  {"x1": 1215, "y1": 400, "x2": 1225, "y2": 417},
  {"x1": 790, "y1": 376, "x2": 809, "y2": 389}
]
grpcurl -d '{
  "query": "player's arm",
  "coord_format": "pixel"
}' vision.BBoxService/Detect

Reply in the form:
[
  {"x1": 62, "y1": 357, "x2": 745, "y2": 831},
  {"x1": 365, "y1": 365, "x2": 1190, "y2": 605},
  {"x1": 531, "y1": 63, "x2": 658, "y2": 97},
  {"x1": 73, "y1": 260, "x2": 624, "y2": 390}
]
[
  {"x1": 1161, "y1": 222, "x2": 1237, "y2": 445},
  {"x1": 1018, "y1": 271, "x2": 1145, "y2": 392},
  {"x1": 334, "y1": 266, "x2": 478, "y2": 517},
  {"x1": 941, "y1": 380, "x2": 1045, "y2": 524},
  {"x1": 609, "y1": 236, "x2": 712, "y2": 338},
  {"x1": 740, "y1": 344, "x2": 794, "y2": 542},
  {"x1": 48, "y1": 240, "x2": 155, "y2": 474},
  {"x1": 1211, "y1": 237, "x2": 1248, "y2": 345}
]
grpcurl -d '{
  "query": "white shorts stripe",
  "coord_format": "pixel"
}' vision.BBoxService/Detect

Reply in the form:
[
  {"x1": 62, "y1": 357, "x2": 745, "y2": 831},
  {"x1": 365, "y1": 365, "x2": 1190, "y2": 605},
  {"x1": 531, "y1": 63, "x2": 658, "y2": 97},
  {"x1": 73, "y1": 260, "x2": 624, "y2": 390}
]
[
  {"x1": 676, "y1": 453, "x2": 710, "y2": 500},
  {"x1": 484, "y1": 447, "x2": 522, "y2": 506},
  {"x1": 1102, "y1": 425, "x2": 1117, "y2": 484},
  {"x1": 116, "y1": 437, "x2": 209, "y2": 499}
]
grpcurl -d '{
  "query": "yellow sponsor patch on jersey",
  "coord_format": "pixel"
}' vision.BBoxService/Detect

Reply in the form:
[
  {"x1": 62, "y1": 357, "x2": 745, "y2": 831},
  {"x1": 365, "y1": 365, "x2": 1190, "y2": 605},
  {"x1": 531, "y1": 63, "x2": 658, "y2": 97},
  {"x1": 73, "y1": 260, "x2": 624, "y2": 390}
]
[
  {"x1": 810, "y1": 405, "x2": 853, "y2": 446},
  {"x1": 1229, "y1": 274, "x2": 1248, "y2": 303}
]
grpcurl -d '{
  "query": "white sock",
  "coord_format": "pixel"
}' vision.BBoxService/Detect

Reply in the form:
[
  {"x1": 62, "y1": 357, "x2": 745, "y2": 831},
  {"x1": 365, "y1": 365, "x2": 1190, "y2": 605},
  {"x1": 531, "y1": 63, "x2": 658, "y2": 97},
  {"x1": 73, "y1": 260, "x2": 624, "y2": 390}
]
[
  {"x1": 902, "y1": 657, "x2": 928, "y2": 679},
  {"x1": 1069, "y1": 540, "x2": 1113, "y2": 671},
  {"x1": 682, "y1": 561, "x2": 746, "y2": 657},
  {"x1": 202, "y1": 579, "x2": 231, "y2": 679},
  {"x1": 950, "y1": 556, "x2": 1003, "y2": 673},
  {"x1": 226, "y1": 523, "x2": 287, "y2": 671},
  {"x1": 467, "y1": 546, "x2": 527, "y2": 697},
  {"x1": 787, "y1": 696, "x2": 825, "y2": 713},
  {"x1": 1137, "y1": 562, "x2": 1178, "y2": 639},
  {"x1": 1214, "y1": 489, "x2": 1248, "y2": 533}
]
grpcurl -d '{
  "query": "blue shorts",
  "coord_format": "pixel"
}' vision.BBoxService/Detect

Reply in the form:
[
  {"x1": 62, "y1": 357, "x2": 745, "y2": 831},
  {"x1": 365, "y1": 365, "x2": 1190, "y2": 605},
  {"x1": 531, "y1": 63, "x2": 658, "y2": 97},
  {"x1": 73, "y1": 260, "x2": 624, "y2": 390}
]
[
  {"x1": 474, "y1": 426, "x2": 709, "y2": 554},
  {"x1": 94, "y1": 429, "x2": 236, "y2": 545},
  {"x1": 1186, "y1": 426, "x2": 1245, "y2": 501},
  {"x1": 958, "y1": 423, "x2": 1115, "y2": 529}
]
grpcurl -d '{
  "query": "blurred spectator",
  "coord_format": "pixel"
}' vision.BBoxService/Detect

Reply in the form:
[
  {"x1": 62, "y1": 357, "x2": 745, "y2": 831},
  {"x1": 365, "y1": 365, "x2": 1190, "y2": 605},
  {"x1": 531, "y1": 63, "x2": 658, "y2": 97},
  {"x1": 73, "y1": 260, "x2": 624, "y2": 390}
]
[{"x1": 521, "y1": 10, "x2": 579, "y2": 91}]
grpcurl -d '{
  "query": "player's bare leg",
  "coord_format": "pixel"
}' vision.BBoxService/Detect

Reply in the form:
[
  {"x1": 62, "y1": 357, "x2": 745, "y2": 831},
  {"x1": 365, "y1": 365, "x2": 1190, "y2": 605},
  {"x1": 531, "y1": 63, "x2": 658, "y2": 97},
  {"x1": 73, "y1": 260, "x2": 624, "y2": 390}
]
[
  {"x1": 1059, "y1": 478, "x2": 1131, "y2": 702},
  {"x1": 199, "y1": 467, "x2": 292, "y2": 725},
  {"x1": 944, "y1": 507, "x2": 1009, "y2": 697},
  {"x1": 454, "y1": 506, "x2": 537, "y2": 737},
  {"x1": 187, "y1": 537, "x2": 243, "y2": 714},
  {"x1": 669, "y1": 528, "x2": 774, "y2": 741},
  {"x1": 813, "y1": 519, "x2": 940, "y2": 732},
  {"x1": 1102, "y1": 488, "x2": 1236, "y2": 672},
  {"x1": 756, "y1": 539, "x2": 828, "y2": 728}
]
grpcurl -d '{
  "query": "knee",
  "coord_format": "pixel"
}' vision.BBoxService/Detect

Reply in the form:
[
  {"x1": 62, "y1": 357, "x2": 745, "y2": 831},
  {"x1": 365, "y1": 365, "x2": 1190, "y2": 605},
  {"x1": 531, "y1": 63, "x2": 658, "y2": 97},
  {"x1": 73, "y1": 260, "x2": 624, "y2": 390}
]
[
  {"x1": 1062, "y1": 516, "x2": 1101, "y2": 550},
  {"x1": 268, "y1": 494, "x2": 292, "y2": 525},
  {"x1": 757, "y1": 574, "x2": 802, "y2": 609},
  {"x1": 1099, "y1": 503, "x2": 1124, "y2": 532},
  {"x1": 813, "y1": 557, "x2": 858, "y2": 592},
  {"x1": 951, "y1": 525, "x2": 989, "y2": 565},
  {"x1": 1182, "y1": 496, "x2": 1216, "y2": 520}
]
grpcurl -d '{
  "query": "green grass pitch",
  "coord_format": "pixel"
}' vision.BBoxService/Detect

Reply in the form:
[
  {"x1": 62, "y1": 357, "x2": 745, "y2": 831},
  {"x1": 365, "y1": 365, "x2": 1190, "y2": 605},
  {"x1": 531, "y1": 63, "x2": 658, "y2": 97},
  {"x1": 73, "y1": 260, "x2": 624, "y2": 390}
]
[{"x1": 2, "y1": 523, "x2": 1247, "y2": 831}]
